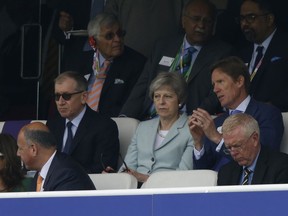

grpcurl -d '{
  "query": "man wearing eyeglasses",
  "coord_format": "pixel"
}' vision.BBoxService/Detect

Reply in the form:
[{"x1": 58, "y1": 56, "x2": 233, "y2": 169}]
[
  {"x1": 119, "y1": 0, "x2": 232, "y2": 120},
  {"x1": 46, "y1": 71, "x2": 120, "y2": 173},
  {"x1": 217, "y1": 113, "x2": 288, "y2": 185},
  {"x1": 189, "y1": 56, "x2": 283, "y2": 171},
  {"x1": 236, "y1": 0, "x2": 288, "y2": 112},
  {"x1": 86, "y1": 12, "x2": 146, "y2": 117}
]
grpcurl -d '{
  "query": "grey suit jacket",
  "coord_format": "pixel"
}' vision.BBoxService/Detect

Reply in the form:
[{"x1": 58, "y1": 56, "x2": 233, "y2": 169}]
[
  {"x1": 121, "y1": 113, "x2": 193, "y2": 174},
  {"x1": 120, "y1": 34, "x2": 232, "y2": 120}
]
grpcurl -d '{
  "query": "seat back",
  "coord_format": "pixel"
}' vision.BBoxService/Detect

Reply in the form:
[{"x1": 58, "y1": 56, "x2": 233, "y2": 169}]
[
  {"x1": 0, "y1": 120, "x2": 47, "y2": 139},
  {"x1": 88, "y1": 173, "x2": 138, "y2": 190},
  {"x1": 281, "y1": 112, "x2": 288, "y2": 154},
  {"x1": 141, "y1": 170, "x2": 218, "y2": 189},
  {"x1": 111, "y1": 117, "x2": 139, "y2": 169}
]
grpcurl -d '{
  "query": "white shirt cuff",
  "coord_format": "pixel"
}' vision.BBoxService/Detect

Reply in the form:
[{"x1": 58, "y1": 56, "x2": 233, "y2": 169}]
[{"x1": 193, "y1": 146, "x2": 205, "y2": 160}]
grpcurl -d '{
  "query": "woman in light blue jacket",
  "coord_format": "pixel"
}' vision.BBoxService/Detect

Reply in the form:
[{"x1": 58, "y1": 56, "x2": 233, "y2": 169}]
[{"x1": 120, "y1": 72, "x2": 194, "y2": 184}]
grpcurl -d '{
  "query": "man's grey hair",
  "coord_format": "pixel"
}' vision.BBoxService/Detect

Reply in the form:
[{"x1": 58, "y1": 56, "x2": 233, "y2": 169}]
[
  {"x1": 222, "y1": 113, "x2": 260, "y2": 138},
  {"x1": 87, "y1": 12, "x2": 120, "y2": 39}
]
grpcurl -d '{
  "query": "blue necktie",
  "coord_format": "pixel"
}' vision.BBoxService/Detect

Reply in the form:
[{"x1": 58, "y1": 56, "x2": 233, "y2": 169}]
[
  {"x1": 63, "y1": 121, "x2": 73, "y2": 154},
  {"x1": 230, "y1": 109, "x2": 242, "y2": 115}
]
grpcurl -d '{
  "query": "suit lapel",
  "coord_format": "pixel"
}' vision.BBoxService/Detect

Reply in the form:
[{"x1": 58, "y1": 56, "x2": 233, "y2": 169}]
[
  {"x1": 231, "y1": 165, "x2": 243, "y2": 185},
  {"x1": 101, "y1": 55, "x2": 120, "y2": 97},
  {"x1": 56, "y1": 119, "x2": 66, "y2": 152},
  {"x1": 187, "y1": 45, "x2": 207, "y2": 83},
  {"x1": 147, "y1": 118, "x2": 160, "y2": 153},
  {"x1": 251, "y1": 149, "x2": 268, "y2": 184},
  {"x1": 42, "y1": 153, "x2": 58, "y2": 191},
  {"x1": 69, "y1": 107, "x2": 91, "y2": 154},
  {"x1": 250, "y1": 30, "x2": 280, "y2": 93},
  {"x1": 245, "y1": 98, "x2": 258, "y2": 116},
  {"x1": 156, "y1": 114, "x2": 187, "y2": 150}
]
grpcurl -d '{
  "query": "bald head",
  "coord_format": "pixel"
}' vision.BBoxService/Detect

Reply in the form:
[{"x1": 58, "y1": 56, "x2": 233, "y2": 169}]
[
  {"x1": 17, "y1": 122, "x2": 57, "y2": 171},
  {"x1": 20, "y1": 122, "x2": 50, "y2": 134},
  {"x1": 19, "y1": 122, "x2": 57, "y2": 149}
]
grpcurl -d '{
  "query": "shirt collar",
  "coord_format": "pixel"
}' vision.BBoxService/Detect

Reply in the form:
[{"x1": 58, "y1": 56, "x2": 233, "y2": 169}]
[
  {"x1": 183, "y1": 35, "x2": 202, "y2": 52},
  {"x1": 39, "y1": 150, "x2": 57, "y2": 180},
  {"x1": 243, "y1": 148, "x2": 260, "y2": 173},
  {"x1": 229, "y1": 95, "x2": 251, "y2": 114},
  {"x1": 253, "y1": 28, "x2": 276, "y2": 54},
  {"x1": 65, "y1": 105, "x2": 86, "y2": 128}
]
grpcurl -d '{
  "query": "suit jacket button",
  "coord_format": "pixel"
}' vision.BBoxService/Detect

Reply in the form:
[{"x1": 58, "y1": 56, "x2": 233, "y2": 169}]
[{"x1": 151, "y1": 157, "x2": 154, "y2": 162}]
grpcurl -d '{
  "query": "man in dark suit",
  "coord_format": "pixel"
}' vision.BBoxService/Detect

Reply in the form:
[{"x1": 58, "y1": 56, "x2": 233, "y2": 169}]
[
  {"x1": 119, "y1": 0, "x2": 232, "y2": 120},
  {"x1": 189, "y1": 56, "x2": 283, "y2": 171},
  {"x1": 86, "y1": 12, "x2": 146, "y2": 117},
  {"x1": 217, "y1": 113, "x2": 288, "y2": 185},
  {"x1": 17, "y1": 122, "x2": 95, "y2": 191},
  {"x1": 236, "y1": 0, "x2": 288, "y2": 112},
  {"x1": 46, "y1": 71, "x2": 120, "y2": 173}
]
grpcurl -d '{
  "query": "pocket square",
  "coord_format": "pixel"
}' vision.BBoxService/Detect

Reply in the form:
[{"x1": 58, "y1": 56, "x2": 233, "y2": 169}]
[
  {"x1": 114, "y1": 79, "x2": 124, "y2": 84},
  {"x1": 270, "y1": 56, "x2": 282, "y2": 62}
]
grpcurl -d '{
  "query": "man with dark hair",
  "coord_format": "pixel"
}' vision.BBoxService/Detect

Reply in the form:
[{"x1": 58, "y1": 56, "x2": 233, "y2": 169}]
[
  {"x1": 236, "y1": 0, "x2": 288, "y2": 111},
  {"x1": 17, "y1": 122, "x2": 95, "y2": 191},
  {"x1": 46, "y1": 71, "x2": 120, "y2": 173},
  {"x1": 217, "y1": 113, "x2": 288, "y2": 185},
  {"x1": 189, "y1": 56, "x2": 283, "y2": 171}
]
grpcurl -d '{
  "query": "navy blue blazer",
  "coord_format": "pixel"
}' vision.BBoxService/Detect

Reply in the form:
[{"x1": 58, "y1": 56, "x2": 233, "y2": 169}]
[
  {"x1": 194, "y1": 98, "x2": 284, "y2": 171},
  {"x1": 236, "y1": 29, "x2": 288, "y2": 112},
  {"x1": 32, "y1": 152, "x2": 96, "y2": 191},
  {"x1": 217, "y1": 148, "x2": 288, "y2": 185},
  {"x1": 47, "y1": 106, "x2": 120, "y2": 173}
]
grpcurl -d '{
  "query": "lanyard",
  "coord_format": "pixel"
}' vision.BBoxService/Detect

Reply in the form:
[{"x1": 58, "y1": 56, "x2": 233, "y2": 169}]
[
  {"x1": 169, "y1": 41, "x2": 194, "y2": 81},
  {"x1": 250, "y1": 56, "x2": 264, "y2": 82}
]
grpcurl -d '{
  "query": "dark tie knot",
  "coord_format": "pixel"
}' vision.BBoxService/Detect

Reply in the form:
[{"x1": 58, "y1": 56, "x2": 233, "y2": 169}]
[
  {"x1": 187, "y1": 46, "x2": 197, "y2": 54},
  {"x1": 256, "y1": 46, "x2": 264, "y2": 54},
  {"x1": 67, "y1": 121, "x2": 73, "y2": 129}
]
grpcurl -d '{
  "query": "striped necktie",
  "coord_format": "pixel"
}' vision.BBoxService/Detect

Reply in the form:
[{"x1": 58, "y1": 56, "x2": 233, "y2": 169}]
[
  {"x1": 242, "y1": 167, "x2": 252, "y2": 185},
  {"x1": 87, "y1": 60, "x2": 110, "y2": 111}
]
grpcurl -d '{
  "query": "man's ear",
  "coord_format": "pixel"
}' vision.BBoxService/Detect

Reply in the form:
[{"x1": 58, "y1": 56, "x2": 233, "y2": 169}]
[
  {"x1": 237, "y1": 75, "x2": 245, "y2": 87},
  {"x1": 89, "y1": 36, "x2": 97, "y2": 50},
  {"x1": 266, "y1": 14, "x2": 275, "y2": 26}
]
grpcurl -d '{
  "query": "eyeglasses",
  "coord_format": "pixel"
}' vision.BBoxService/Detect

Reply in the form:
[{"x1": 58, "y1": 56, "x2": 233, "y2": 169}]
[
  {"x1": 184, "y1": 14, "x2": 214, "y2": 25},
  {"x1": 224, "y1": 131, "x2": 255, "y2": 155},
  {"x1": 54, "y1": 91, "x2": 83, "y2": 101},
  {"x1": 236, "y1": 13, "x2": 269, "y2": 24},
  {"x1": 99, "y1": 29, "x2": 126, "y2": 41}
]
